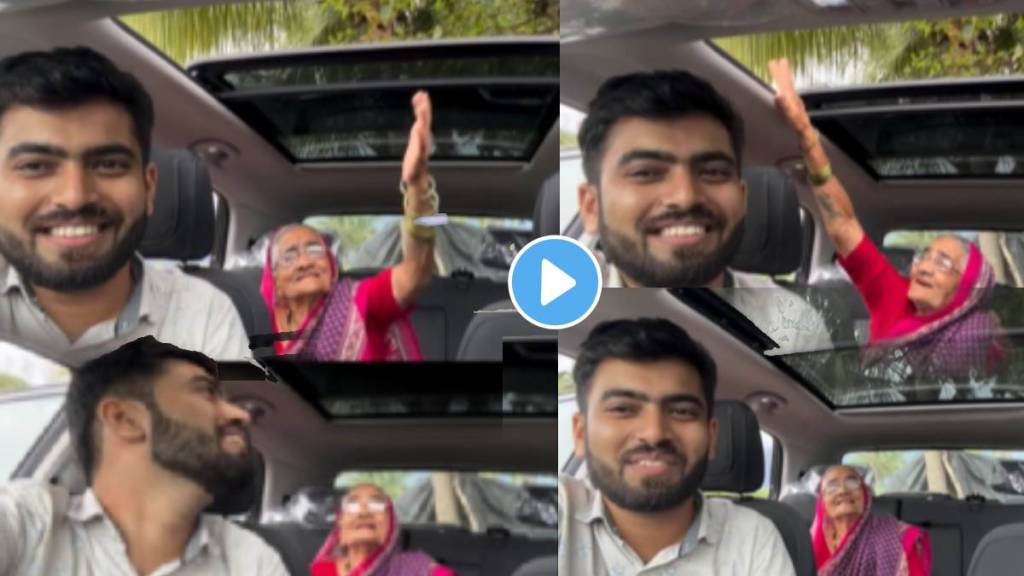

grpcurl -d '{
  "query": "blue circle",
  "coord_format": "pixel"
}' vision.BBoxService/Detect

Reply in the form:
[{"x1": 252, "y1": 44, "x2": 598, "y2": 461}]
[{"x1": 508, "y1": 235, "x2": 602, "y2": 330}]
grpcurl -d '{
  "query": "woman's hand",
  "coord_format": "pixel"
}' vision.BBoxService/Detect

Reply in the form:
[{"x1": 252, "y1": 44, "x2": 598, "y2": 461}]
[
  {"x1": 401, "y1": 90, "x2": 433, "y2": 199},
  {"x1": 768, "y1": 59, "x2": 815, "y2": 146},
  {"x1": 768, "y1": 58, "x2": 864, "y2": 257},
  {"x1": 393, "y1": 90, "x2": 435, "y2": 310}
]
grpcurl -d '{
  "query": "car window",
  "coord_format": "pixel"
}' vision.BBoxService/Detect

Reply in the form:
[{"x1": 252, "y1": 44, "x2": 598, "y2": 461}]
[
  {"x1": 255, "y1": 215, "x2": 534, "y2": 282},
  {"x1": 335, "y1": 470, "x2": 556, "y2": 538},
  {"x1": 844, "y1": 449, "x2": 1024, "y2": 503},
  {"x1": 0, "y1": 343, "x2": 70, "y2": 479}
]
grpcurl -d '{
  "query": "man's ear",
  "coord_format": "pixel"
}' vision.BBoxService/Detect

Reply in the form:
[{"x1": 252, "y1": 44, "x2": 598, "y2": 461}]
[
  {"x1": 572, "y1": 411, "x2": 587, "y2": 461},
  {"x1": 144, "y1": 161, "x2": 157, "y2": 216},
  {"x1": 96, "y1": 396, "x2": 149, "y2": 445},
  {"x1": 578, "y1": 182, "x2": 600, "y2": 235}
]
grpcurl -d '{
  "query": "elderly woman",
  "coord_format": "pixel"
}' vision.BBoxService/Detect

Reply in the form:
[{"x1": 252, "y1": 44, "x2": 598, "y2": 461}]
[
  {"x1": 812, "y1": 466, "x2": 931, "y2": 576},
  {"x1": 770, "y1": 60, "x2": 1005, "y2": 394},
  {"x1": 260, "y1": 91, "x2": 436, "y2": 361},
  {"x1": 309, "y1": 483, "x2": 455, "y2": 576}
]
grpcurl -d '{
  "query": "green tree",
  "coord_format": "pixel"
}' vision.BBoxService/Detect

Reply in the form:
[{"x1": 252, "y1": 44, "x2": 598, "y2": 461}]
[
  {"x1": 715, "y1": 14, "x2": 1024, "y2": 87},
  {"x1": 557, "y1": 371, "x2": 575, "y2": 395},
  {"x1": 121, "y1": 0, "x2": 558, "y2": 67},
  {"x1": 0, "y1": 373, "x2": 27, "y2": 393},
  {"x1": 560, "y1": 130, "x2": 578, "y2": 149}
]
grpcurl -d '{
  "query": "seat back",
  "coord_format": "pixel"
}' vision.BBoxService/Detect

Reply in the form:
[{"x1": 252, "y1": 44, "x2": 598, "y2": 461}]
[
  {"x1": 732, "y1": 167, "x2": 803, "y2": 275},
  {"x1": 142, "y1": 148, "x2": 271, "y2": 341},
  {"x1": 969, "y1": 523, "x2": 1024, "y2": 576},
  {"x1": 701, "y1": 401, "x2": 815, "y2": 576},
  {"x1": 456, "y1": 174, "x2": 557, "y2": 360},
  {"x1": 511, "y1": 555, "x2": 556, "y2": 576}
]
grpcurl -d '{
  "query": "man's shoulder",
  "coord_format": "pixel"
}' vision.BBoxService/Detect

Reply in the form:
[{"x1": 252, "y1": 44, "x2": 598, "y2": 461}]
[
  {"x1": 0, "y1": 480, "x2": 69, "y2": 517},
  {"x1": 204, "y1": 515, "x2": 286, "y2": 565},
  {"x1": 143, "y1": 262, "x2": 235, "y2": 307},
  {"x1": 704, "y1": 497, "x2": 784, "y2": 535}
]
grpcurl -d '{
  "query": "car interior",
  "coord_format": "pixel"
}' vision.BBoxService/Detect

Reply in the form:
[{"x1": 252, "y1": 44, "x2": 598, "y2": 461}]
[
  {"x1": 560, "y1": 0, "x2": 1024, "y2": 344},
  {"x1": 0, "y1": 2, "x2": 559, "y2": 576},
  {"x1": 559, "y1": 287, "x2": 1024, "y2": 576}
]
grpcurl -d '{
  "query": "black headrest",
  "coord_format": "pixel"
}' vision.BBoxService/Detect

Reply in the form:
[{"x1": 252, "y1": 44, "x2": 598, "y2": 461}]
[
  {"x1": 732, "y1": 167, "x2": 802, "y2": 275},
  {"x1": 206, "y1": 446, "x2": 264, "y2": 516},
  {"x1": 701, "y1": 400, "x2": 764, "y2": 493},
  {"x1": 140, "y1": 148, "x2": 215, "y2": 260},
  {"x1": 533, "y1": 174, "x2": 559, "y2": 238}
]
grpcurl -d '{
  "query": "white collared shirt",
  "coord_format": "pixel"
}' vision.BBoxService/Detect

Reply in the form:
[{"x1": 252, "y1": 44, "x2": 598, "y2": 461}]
[
  {"x1": 0, "y1": 480, "x2": 287, "y2": 576},
  {"x1": 558, "y1": 476, "x2": 796, "y2": 576},
  {"x1": 0, "y1": 256, "x2": 250, "y2": 366}
]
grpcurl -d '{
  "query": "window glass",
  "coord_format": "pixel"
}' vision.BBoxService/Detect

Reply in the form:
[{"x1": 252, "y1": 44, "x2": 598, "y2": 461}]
[
  {"x1": 305, "y1": 214, "x2": 533, "y2": 281},
  {"x1": 844, "y1": 450, "x2": 1024, "y2": 503},
  {"x1": 334, "y1": 470, "x2": 557, "y2": 537},
  {"x1": 0, "y1": 343, "x2": 70, "y2": 479}
]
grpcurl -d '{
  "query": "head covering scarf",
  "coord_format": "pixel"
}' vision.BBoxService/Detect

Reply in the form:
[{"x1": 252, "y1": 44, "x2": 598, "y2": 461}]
[
  {"x1": 812, "y1": 469, "x2": 932, "y2": 576},
  {"x1": 864, "y1": 242, "x2": 1006, "y2": 397},
  {"x1": 260, "y1": 226, "x2": 422, "y2": 361},
  {"x1": 309, "y1": 492, "x2": 453, "y2": 576}
]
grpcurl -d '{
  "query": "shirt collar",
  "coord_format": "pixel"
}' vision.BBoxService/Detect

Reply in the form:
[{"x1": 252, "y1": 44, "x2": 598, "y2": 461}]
[{"x1": 68, "y1": 488, "x2": 222, "y2": 560}]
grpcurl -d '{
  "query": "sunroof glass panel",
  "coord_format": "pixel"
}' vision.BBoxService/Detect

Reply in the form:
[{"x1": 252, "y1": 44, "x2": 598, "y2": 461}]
[{"x1": 189, "y1": 45, "x2": 558, "y2": 162}]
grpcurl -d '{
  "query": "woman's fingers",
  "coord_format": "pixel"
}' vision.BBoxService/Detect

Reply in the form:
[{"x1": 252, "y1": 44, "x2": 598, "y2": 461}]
[{"x1": 768, "y1": 58, "x2": 796, "y2": 96}]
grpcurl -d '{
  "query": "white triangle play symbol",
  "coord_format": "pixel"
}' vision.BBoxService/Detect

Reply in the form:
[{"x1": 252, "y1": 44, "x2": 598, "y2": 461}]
[{"x1": 541, "y1": 258, "x2": 576, "y2": 306}]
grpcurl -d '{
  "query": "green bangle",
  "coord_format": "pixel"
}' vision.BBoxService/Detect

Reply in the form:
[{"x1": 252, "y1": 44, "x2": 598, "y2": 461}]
[{"x1": 808, "y1": 163, "x2": 833, "y2": 187}]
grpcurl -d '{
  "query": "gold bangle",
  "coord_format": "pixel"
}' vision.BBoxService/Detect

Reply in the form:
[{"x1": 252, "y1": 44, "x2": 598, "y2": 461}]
[
  {"x1": 401, "y1": 215, "x2": 436, "y2": 242},
  {"x1": 808, "y1": 162, "x2": 833, "y2": 187},
  {"x1": 401, "y1": 176, "x2": 439, "y2": 213}
]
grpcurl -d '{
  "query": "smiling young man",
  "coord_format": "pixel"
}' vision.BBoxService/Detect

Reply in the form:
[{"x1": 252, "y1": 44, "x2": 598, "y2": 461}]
[
  {"x1": 578, "y1": 70, "x2": 750, "y2": 288},
  {"x1": 0, "y1": 336, "x2": 286, "y2": 575},
  {"x1": 576, "y1": 71, "x2": 833, "y2": 355},
  {"x1": 0, "y1": 47, "x2": 249, "y2": 365},
  {"x1": 558, "y1": 318, "x2": 795, "y2": 575}
]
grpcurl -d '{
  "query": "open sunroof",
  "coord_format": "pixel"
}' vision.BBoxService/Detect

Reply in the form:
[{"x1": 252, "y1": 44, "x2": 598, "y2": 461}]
[
  {"x1": 803, "y1": 79, "x2": 1024, "y2": 180},
  {"x1": 187, "y1": 39, "x2": 559, "y2": 163}
]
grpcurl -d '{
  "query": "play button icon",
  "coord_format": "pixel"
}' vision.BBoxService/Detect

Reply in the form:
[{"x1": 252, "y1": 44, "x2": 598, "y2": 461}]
[
  {"x1": 508, "y1": 235, "x2": 602, "y2": 329},
  {"x1": 540, "y1": 259, "x2": 576, "y2": 306}
]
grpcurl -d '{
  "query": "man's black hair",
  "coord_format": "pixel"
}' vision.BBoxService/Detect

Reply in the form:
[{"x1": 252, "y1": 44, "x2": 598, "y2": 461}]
[
  {"x1": 578, "y1": 70, "x2": 744, "y2": 184},
  {"x1": 66, "y1": 336, "x2": 218, "y2": 484},
  {"x1": 0, "y1": 46, "x2": 154, "y2": 163},
  {"x1": 573, "y1": 318, "x2": 717, "y2": 414}
]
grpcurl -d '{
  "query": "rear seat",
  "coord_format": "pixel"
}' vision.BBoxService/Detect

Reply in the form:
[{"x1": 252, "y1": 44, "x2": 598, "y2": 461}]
[
  {"x1": 784, "y1": 477, "x2": 1024, "y2": 576},
  {"x1": 401, "y1": 524, "x2": 554, "y2": 576}
]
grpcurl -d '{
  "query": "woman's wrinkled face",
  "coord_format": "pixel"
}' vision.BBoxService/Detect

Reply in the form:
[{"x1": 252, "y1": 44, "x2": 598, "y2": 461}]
[
  {"x1": 338, "y1": 484, "x2": 391, "y2": 549},
  {"x1": 821, "y1": 466, "x2": 866, "y2": 521},
  {"x1": 908, "y1": 236, "x2": 966, "y2": 314},
  {"x1": 272, "y1": 226, "x2": 332, "y2": 302}
]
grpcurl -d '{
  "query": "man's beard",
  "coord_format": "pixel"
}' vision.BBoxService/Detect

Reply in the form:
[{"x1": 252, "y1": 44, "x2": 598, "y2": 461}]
[
  {"x1": 0, "y1": 208, "x2": 146, "y2": 292},
  {"x1": 587, "y1": 439, "x2": 709, "y2": 513},
  {"x1": 599, "y1": 202, "x2": 744, "y2": 287},
  {"x1": 149, "y1": 403, "x2": 254, "y2": 500}
]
